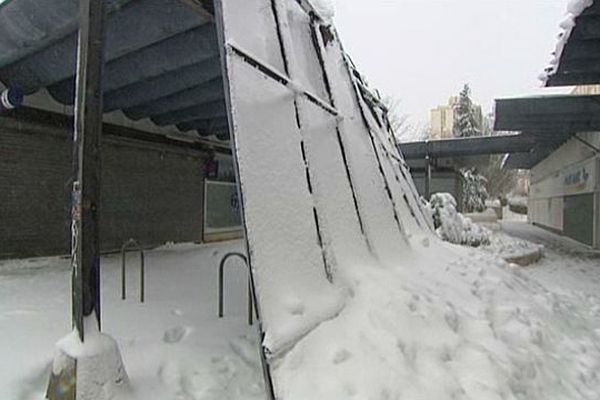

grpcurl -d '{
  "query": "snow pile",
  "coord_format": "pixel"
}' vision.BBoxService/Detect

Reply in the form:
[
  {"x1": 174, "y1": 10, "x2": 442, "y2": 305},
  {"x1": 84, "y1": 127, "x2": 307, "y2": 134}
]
[
  {"x1": 483, "y1": 231, "x2": 544, "y2": 266},
  {"x1": 540, "y1": 0, "x2": 593, "y2": 84},
  {"x1": 273, "y1": 238, "x2": 600, "y2": 399},
  {"x1": 3, "y1": 235, "x2": 600, "y2": 400},
  {"x1": 430, "y1": 193, "x2": 491, "y2": 247},
  {"x1": 51, "y1": 316, "x2": 129, "y2": 400}
]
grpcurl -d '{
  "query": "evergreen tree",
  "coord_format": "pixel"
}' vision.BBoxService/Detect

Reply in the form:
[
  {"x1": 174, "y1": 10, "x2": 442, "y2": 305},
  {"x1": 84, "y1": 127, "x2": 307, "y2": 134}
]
[
  {"x1": 453, "y1": 84, "x2": 481, "y2": 137},
  {"x1": 460, "y1": 168, "x2": 488, "y2": 213}
]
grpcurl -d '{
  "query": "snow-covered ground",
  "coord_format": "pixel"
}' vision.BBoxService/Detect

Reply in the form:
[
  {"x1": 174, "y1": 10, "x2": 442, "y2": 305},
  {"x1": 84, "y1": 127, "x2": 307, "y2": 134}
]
[
  {"x1": 1, "y1": 241, "x2": 265, "y2": 400},
  {"x1": 2, "y1": 224, "x2": 600, "y2": 399}
]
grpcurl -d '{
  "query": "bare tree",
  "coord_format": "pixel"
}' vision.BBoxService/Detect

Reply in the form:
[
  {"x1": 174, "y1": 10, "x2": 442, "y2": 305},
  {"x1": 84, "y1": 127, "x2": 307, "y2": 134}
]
[
  {"x1": 382, "y1": 95, "x2": 429, "y2": 142},
  {"x1": 481, "y1": 155, "x2": 519, "y2": 200}
]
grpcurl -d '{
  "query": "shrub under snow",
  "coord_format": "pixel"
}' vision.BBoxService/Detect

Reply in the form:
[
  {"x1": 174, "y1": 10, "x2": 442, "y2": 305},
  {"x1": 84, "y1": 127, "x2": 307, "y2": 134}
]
[
  {"x1": 430, "y1": 193, "x2": 490, "y2": 247},
  {"x1": 508, "y1": 195, "x2": 528, "y2": 215}
]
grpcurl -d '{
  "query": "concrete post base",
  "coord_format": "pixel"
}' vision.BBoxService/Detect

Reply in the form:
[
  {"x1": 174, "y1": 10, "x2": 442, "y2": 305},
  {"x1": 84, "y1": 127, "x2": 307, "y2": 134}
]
[{"x1": 46, "y1": 329, "x2": 129, "y2": 400}]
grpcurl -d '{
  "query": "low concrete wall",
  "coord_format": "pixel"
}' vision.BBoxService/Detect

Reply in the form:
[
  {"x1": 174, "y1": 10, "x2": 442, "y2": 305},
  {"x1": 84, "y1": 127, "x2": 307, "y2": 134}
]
[{"x1": 0, "y1": 114, "x2": 208, "y2": 259}]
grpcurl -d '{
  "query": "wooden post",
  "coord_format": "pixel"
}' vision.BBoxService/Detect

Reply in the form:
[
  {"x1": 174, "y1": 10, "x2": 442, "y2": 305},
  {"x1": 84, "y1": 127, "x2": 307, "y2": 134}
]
[{"x1": 71, "y1": 0, "x2": 107, "y2": 341}]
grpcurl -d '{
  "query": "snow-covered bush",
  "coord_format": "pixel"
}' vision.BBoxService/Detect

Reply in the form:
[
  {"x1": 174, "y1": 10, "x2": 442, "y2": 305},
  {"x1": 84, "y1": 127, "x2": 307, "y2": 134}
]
[
  {"x1": 430, "y1": 193, "x2": 490, "y2": 247},
  {"x1": 461, "y1": 168, "x2": 488, "y2": 213},
  {"x1": 508, "y1": 195, "x2": 528, "y2": 215}
]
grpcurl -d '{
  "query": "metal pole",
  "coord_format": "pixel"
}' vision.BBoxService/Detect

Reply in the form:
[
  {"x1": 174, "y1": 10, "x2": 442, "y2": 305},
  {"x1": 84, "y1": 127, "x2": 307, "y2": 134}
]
[
  {"x1": 140, "y1": 251, "x2": 145, "y2": 303},
  {"x1": 121, "y1": 246, "x2": 126, "y2": 300},
  {"x1": 218, "y1": 258, "x2": 225, "y2": 318},
  {"x1": 248, "y1": 279, "x2": 253, "y2": 326},
  {"x1": 425, "y1": 155, "x2": 432, "y2": 201},
  {"x1": 71, "y1": 0, "x2": 107, "y2": 340}
]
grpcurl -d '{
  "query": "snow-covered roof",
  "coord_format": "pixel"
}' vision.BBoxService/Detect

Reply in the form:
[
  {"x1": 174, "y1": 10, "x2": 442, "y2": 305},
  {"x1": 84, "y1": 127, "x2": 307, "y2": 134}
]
[{"x1": 540, "y1": 0, "x2": 595, "y2": 86}]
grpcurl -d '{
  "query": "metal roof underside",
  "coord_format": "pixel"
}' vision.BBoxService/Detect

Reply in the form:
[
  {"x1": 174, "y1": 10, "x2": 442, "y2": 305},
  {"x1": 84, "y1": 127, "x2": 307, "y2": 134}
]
[
  {"x1": 399, "y1": 135, "x2": 537, "y2": 160},
  {"x1": 546, "y1": 1, "x2": 600, "y2": 87},
  {"x1": 493, "y1": 94, "x2": 600, "y2": 169},
  {"x1": 495, "y1": 94, "x2": 600, "y2": 132},
  {"x1": 0, "y1": 0, "x2": 230, "y2": 141},
  {"x1": 398, "y1": 133, "x2": 557, "y2": 171}
]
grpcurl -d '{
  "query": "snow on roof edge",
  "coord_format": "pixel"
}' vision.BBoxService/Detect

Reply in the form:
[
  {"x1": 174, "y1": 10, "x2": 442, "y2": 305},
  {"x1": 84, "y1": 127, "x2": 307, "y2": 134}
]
[{"x1": 539, "y1": 0, "x2": 594, "y2": 86}]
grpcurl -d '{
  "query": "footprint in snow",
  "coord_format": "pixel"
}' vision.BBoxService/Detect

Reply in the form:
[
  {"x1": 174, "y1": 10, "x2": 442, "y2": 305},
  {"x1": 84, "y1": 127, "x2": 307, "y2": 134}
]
[
  {"x1": 332, "y1": 348, "x2": 352, "y2": 364},
  {"x1": 163, "y1": 326, "x2": 192, "y2": 344}
]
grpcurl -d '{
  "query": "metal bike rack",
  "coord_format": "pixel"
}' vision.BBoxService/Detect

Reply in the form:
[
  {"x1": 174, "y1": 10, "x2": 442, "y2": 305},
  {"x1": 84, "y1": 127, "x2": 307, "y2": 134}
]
[
  {"x1": 218, "y1": 252, "x2": 253, "y2": 326},
  {"x1": 121, "y1": 238, "x2": 145, "y2": 303}
]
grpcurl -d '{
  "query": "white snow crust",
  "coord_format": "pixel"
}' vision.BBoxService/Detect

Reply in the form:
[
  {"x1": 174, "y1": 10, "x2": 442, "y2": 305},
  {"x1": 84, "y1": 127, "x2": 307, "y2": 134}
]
[
  {"x1": 2, "y1": 242, "x2": 266, "y2": 400},
  {"x1": 3, "y1": 231, "x2": 600, "y2": 399}
]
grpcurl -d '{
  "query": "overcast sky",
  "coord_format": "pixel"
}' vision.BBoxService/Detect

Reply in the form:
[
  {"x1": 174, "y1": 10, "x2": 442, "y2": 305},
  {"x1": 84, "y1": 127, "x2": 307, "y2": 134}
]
[{"x1": 332, "y1": 0, "x2": 573, "y2": 124}]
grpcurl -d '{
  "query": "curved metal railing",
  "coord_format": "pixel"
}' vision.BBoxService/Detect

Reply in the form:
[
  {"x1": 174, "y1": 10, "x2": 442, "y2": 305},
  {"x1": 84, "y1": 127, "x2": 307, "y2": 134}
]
[
  {"x1": 218, "y1": 252, "x2": 253, "y2": 325},
  {"x1": 121, "y1": 238, "x2": 145, "y2": 303}
]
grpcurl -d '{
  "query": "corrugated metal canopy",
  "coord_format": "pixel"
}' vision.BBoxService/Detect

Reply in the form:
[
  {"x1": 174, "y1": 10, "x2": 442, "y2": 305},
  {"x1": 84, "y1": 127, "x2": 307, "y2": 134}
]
[
  {"x1": 398, "y1": 133, "x2": 559, "y2": 171},
  {"x1": 545, "y1": 0, "x2": 600, "y2": 87},
  {"x1": 495, "y1": 94, "x2": 600, "y2": 133},
  {"x1": 493, "y1": 94, "x2": 600, "y2": 169},
  {"x1": 399, "y1": 134, "x2": 537, "y2": 160},
  {"x1": 0, "y1": 0, "x2": 230, "y2": 140},
  {"x1": 494, "y1": 1, "x2": 600, "y2": 169}
]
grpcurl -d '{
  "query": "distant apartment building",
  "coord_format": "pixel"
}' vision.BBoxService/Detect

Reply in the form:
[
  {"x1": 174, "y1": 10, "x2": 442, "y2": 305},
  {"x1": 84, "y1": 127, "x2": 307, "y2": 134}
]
[{"x1": 430, "y1": 96, "x2": 483, "y2": 139}]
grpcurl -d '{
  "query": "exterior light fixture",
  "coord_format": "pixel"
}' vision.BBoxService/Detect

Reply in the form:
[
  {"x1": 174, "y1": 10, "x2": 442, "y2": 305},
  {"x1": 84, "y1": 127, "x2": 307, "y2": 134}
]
[{"x1": 0, "y1": 87, "x2": 23, "y2": 111}]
